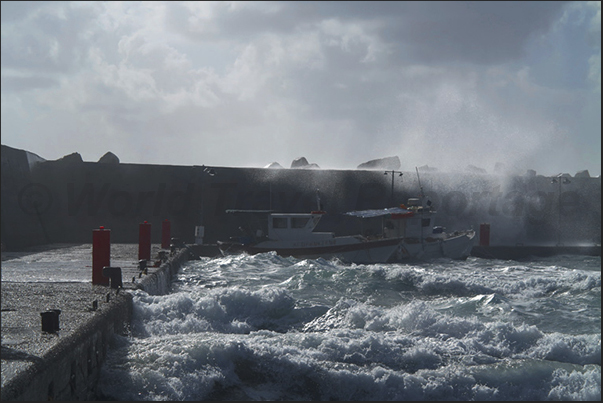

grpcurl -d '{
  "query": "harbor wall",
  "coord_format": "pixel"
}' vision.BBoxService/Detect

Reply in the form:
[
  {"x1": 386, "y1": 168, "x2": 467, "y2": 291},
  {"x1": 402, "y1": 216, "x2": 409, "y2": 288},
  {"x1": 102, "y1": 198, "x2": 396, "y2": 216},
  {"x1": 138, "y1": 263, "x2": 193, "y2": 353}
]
[
  {"x1": 1, "y1": 292, "x2": 133, "y2": 401},
  {"x1": 1, "y1": 145, "x2": 49, "y2": 248},
  {"x1": 2, "y1": 145, "x2": 600, "y2": 250},
  {"x1": 133, "y1": 246, "x2": 192, "y2": 295},
  {"x1": 0, "y1": 247, "x2": 191, "y2": 401}
]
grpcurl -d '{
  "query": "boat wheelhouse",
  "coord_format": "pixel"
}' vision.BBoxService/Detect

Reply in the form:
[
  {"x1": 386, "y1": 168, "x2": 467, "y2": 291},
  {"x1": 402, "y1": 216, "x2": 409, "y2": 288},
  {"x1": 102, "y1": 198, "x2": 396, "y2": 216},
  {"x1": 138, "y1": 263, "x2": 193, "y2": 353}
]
[{"x1": 217, "y1": 197, "x2": 475, "y2": 263}]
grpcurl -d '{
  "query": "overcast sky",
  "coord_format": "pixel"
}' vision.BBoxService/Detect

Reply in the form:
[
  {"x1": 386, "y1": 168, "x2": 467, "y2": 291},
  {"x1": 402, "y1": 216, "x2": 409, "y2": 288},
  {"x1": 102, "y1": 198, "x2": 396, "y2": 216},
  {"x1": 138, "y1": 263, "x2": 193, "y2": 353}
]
[{"x1": 1, "y1": 1, "x2": 600, "y2": 176}]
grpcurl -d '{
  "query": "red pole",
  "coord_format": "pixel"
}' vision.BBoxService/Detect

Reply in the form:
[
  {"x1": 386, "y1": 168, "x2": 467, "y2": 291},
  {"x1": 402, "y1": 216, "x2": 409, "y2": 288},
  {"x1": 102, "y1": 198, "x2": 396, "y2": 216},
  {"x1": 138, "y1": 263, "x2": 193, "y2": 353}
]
[
  {"x1": 479, "y1": 223, "x2": 490, "y2": 246},
  {"x1": 161, "y1": 219, "x2": 171, "y2": 249},
  {"x1": 139, "y1": 221, "x2": 152, "y2": 261},
  {"x1": 92, "y1": 226, "x2": 111, "y2": 285}
]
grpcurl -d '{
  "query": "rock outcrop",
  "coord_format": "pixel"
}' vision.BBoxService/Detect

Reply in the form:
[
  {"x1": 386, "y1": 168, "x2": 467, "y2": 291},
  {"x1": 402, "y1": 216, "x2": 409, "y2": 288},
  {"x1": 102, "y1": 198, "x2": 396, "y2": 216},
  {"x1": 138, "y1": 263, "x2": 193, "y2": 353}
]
[
  {"x1": 57, "y1": 152, "x2": 83, "y2": 164},
  {"x1": 291, "y1": 157, "x2": 320, "y2": 169},
  {"x1": 357, "y1": 156, "x2": 401, "y2": 170},
  {"x1": 98, "y1": 152, "x2": 120, "y2": 164}
]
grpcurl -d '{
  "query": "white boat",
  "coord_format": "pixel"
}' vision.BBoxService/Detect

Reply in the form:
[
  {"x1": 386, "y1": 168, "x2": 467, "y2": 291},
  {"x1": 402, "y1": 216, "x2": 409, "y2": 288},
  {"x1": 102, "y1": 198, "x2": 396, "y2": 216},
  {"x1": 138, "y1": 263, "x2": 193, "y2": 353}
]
[{"x1": 217, "y1": 197, "x2": 475, "y2": 263}]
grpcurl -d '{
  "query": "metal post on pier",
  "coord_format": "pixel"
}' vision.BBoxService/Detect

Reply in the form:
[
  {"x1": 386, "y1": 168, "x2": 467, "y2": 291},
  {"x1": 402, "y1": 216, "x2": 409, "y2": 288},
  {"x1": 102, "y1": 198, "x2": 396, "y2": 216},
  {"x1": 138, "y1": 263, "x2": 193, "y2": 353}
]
[
  {"x1": 139, "y1": 221, "x2": 151, "y2": 261},
  {"x1": 92, "y1": 226, "x2": 111, "y2": 285}
]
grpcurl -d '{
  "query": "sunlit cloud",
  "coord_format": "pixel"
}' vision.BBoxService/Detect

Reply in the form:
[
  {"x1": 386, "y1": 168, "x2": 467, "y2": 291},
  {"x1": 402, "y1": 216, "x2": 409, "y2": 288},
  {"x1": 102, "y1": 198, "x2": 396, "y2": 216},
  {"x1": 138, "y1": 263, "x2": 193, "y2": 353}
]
[{"x1": 1, "y1": 1, "x2": 599, "y2": 176}]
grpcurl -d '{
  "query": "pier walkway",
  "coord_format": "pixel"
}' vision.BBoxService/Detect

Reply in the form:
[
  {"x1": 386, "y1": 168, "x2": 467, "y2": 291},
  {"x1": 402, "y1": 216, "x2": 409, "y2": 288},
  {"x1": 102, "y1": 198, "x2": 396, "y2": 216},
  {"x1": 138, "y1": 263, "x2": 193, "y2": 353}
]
[{"x1": 1, "y1": 243, "x2": 190, "y2": 401}]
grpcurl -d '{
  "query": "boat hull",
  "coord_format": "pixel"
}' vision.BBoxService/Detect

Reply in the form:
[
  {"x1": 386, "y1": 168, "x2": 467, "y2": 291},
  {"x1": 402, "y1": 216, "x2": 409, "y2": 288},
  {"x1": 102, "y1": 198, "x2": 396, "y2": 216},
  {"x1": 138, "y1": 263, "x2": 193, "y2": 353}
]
[
  {"x1": 218, "y1": 237, "x2": 403, "y2": 264},
  {"x1": 398, "y1": 231, "x2": 476, "y2": 260},
  {"x1": 218, "y1": 230, "x2": 476, "y2": 263}
]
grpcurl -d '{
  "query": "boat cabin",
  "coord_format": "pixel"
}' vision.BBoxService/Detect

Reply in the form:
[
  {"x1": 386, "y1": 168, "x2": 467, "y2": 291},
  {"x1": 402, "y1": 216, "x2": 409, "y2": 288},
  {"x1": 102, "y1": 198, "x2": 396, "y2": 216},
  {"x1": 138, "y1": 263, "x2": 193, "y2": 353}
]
[
  {"x1": 225, "y1": 196, "x2": 441, "y2": 246},
  {"x1": 345, "y1": 198, "x2": 439, "y2": 241},
  {"x1": 268, "y1": 212, "x2": 327, "y2": 240},
  {"x1": 224, "y1": 210, "x2": 331, "y2": 243}
]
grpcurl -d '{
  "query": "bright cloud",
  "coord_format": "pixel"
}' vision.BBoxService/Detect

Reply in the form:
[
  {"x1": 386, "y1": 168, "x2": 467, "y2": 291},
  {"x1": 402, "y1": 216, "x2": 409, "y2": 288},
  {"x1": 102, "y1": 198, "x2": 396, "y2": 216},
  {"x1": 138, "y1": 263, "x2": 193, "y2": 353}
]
[{"x1": 1, "y1": 1, "x2": 600, "y2": 176}]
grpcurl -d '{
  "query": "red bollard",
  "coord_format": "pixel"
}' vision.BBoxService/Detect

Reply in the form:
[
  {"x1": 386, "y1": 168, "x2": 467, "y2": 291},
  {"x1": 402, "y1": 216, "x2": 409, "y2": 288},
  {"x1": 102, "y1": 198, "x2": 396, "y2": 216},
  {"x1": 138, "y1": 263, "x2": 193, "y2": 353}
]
[
  {"x1": 92, "y1": 226, "x2": 111, "y2": 285},
  {"x1": 139, "y1": 221, "x2": 152, "y2": 261},
  {"x1": 479, "y1": 223, "x2": 490, "y2": 246},
  {"x1": 161, "y1": 219, "x2": 171, "y2": 249}
]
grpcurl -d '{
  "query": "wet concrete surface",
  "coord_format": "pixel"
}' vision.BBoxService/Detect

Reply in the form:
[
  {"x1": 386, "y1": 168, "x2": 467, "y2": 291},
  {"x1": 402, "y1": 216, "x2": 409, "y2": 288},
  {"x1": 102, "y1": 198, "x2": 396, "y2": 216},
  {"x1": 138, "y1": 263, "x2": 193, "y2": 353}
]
[{"x1": 1, "y1": 243, "x2": 179, "y2": 400}]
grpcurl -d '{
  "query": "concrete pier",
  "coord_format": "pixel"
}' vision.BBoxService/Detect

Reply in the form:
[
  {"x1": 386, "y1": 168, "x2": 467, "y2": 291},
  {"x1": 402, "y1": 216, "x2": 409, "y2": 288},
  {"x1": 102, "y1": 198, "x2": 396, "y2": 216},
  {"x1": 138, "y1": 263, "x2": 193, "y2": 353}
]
[
  {"x1": 1, "y1": 243, "x2": 193, "y2": 401},
  {"x1": 471, "y1": 244, "x2": 601, "y2": 260}
]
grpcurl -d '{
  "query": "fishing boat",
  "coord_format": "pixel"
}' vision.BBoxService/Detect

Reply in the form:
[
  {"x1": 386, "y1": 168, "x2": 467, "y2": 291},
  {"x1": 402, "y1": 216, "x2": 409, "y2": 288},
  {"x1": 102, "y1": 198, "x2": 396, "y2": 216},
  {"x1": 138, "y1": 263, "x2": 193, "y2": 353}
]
[
  {"x1": 344, "y1": 197, "x2": 476, "y2": 261},
  {"x1": 217, "y1": 196, "x2": 475, "y2": 263}
]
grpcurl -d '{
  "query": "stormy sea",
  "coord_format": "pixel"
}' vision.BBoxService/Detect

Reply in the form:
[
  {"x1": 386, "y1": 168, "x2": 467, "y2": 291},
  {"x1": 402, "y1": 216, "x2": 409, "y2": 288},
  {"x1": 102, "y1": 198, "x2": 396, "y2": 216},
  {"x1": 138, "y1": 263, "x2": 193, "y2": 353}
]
[{"x1": 97, "y1": 253, "x2": 601, "y2": 401}]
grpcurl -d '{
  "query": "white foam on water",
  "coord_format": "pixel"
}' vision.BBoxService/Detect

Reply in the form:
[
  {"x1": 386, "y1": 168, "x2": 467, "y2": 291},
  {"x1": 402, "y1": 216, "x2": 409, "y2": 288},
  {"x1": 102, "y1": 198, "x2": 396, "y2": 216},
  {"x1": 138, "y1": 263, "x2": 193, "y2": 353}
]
[
  {"x1": 99, "y1": 327, "x2": 600, "y2": 400},
  {"x1": 98, "y1": 253, "x2": 601, "y2": 400}
]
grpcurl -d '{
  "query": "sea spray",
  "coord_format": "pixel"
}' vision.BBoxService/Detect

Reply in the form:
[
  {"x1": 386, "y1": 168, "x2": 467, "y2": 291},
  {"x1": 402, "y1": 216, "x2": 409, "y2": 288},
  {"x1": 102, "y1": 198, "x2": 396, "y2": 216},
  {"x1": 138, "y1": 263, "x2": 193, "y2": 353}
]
[{"x1": 98, "y1": 253, "x2": 601, "y2": 400}]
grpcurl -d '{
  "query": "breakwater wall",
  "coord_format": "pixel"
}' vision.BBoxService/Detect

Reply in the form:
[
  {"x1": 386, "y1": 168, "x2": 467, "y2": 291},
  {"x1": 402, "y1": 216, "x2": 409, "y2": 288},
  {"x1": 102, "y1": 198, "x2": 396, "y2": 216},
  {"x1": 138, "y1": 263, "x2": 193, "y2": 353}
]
[
  {"x1": 0, "y1": 247, "x2": 191, "y2": 401},
  {"x1": 2, "y1": 145, "x2": 600, "y2": 250},
  {"x1": 1, "y1": 288, "x2": 133, "y2": 401},
  {"x1": 133, "y1": 246, "x2": 192, "y2": 295}
]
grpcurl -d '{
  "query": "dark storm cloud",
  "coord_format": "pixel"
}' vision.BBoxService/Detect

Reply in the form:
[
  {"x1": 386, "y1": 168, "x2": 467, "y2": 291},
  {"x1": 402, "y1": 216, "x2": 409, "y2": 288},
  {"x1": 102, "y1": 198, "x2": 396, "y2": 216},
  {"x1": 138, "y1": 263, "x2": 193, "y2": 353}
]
[
  {"x1": 170, "y1": 1, "x2": 568, "y2": 66},
  {"x1": 377, "y1": 1, "x2": 569, "y2": 64},
  {"x1": 0, "y1": 1, "x2": 599, "y2": 176},
  {"x1": 317, "y1": 1, "x2": 570, "y2": 65},
  {"x1": 164, "y1": 2, "x2": 304, "y2": 41}
]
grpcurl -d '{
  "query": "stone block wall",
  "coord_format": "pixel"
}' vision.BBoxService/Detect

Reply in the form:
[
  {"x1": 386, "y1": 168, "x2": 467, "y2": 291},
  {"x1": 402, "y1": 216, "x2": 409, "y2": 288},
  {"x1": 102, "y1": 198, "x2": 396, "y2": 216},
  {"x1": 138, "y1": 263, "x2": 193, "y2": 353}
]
[{"x1": 2, "y1": 145, "x2": 600, "y2": 249}]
